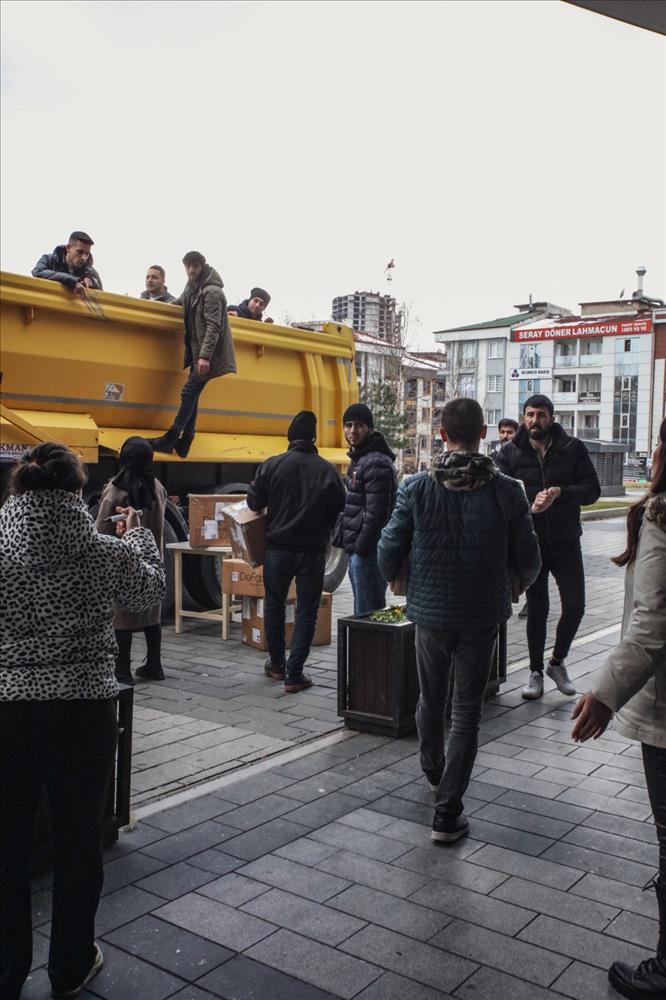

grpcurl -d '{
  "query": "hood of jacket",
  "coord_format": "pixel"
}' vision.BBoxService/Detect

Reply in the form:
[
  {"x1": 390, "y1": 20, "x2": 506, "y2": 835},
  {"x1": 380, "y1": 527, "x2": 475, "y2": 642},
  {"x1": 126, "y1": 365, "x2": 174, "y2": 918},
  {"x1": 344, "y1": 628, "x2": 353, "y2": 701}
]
[
  {"x1": 190, "y1": 264, "x2": 224, "y2": 293},
  {"x1": 53, "y1": 244, "x2": 96, "y2": 270},
  {"x1": 431, "y1": 451, "x2": 497, "y2": 491},
  {"x1": 511, "y1": 421, "x2": 572, "y2": 454},
  {"x1": 348, "y1": 430, "x2": 396, "y2": 463},
  {"x1": 2, "y1": 490, "x2": 97, "y2": 567}
]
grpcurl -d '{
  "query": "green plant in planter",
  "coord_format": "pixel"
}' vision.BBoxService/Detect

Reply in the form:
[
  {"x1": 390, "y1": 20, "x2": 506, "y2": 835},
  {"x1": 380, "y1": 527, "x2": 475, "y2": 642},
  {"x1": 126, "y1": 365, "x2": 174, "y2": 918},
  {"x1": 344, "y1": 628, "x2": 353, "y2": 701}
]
[{"x1": 369, "y1": 605, "x2": 409, "y2": 624}]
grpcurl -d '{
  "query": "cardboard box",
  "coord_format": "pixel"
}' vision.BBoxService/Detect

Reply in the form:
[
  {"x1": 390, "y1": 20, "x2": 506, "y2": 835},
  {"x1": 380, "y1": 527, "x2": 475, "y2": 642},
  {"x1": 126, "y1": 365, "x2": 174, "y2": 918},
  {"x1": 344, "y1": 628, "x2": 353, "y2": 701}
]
[
  {"x1": 221, "y1": 559, "x2": 296, "y2": 599},
  {"x1": 188, "y1": 494, "x2": 243, "y2": 547},
  {"x1": 222, "y1": 501, "x2": 266, "y2": 567},
  {"x1": 240, "y1": 592, "x2": 332, "y2": 651}
]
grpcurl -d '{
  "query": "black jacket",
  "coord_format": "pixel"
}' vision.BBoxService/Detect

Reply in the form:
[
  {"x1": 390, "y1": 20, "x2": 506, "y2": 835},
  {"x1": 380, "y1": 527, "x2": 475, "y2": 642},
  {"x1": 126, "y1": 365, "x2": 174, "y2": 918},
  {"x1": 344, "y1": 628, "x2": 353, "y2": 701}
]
[
  {"x1": 247, "y1": 442, "x2": 346, "y2": 553},
  {"x1": 229, "y1": 299, "x2": 263, "y2": 321},
  {"x1": 496, "y1": 423, "x2": 601, "y2": 544},
  {"x1": 141, "y1": 289, "x2": 176, "y2": 304},
  {"x1": 32, "y1": 246, "x2": 103, "y2": 290},
  {"x1": 378, "y1": 453, "x2": 541, "y2": 630},
  {"x1": 342, "y1": 431, "x2": 397, "y2": 556}
]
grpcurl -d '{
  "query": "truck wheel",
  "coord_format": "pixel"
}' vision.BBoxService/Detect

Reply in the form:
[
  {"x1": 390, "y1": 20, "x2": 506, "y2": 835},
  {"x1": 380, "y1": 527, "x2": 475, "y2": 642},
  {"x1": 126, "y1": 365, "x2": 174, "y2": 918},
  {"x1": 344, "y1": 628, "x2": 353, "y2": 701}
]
[{"x1": 323, "y1": 544, "x2": 349, "y2": 593}]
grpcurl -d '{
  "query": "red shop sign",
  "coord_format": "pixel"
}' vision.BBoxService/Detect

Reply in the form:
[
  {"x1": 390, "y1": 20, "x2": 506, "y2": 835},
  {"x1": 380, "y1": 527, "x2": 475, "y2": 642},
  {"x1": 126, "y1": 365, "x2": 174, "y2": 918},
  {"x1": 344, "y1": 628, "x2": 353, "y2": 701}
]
[{"x1": 512, "y1": 316, "x2": 653, "y2": 342}]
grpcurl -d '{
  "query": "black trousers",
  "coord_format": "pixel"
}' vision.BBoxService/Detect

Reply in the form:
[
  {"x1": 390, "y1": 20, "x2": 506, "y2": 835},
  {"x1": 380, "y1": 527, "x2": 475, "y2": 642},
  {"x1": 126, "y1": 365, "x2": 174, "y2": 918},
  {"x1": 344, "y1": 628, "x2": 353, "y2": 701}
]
[
  {"x1": 643, "y1": 742, "x2": 666, "y2": 956},
  {"x1": 526, "y1": 537, "x2": 586, "y2": 673},
  {"x1": 0, "y1": 699, "x2": 117, "y2": 1000}
]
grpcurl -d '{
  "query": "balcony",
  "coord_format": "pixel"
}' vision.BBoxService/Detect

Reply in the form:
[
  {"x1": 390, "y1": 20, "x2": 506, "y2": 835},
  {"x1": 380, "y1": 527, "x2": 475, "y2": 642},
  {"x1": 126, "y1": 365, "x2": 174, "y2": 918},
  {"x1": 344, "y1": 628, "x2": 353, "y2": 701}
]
[
  {"x1": 554, "y1": 355, "x2": 579, "y2": 368},
  {"x1": 579, "y1": 353, "x2": 602, "y2": 366},
  {"x1": 553, "y1": 391, "x2": 578, "y2": 405},
  {"x1": 578, "y1": 391, "x2": 601, "y2": 403},
  {"x1": 578, "y1": 427, "x2": 600, "y2": 440}
]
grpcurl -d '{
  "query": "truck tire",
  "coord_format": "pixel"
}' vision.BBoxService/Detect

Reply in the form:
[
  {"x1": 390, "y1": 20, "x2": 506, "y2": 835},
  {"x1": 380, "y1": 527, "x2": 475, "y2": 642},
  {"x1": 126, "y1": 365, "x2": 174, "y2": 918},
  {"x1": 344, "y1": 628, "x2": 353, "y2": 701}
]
[{"x1": 323, "y1": 544, "x2": 349, "y2": 593}]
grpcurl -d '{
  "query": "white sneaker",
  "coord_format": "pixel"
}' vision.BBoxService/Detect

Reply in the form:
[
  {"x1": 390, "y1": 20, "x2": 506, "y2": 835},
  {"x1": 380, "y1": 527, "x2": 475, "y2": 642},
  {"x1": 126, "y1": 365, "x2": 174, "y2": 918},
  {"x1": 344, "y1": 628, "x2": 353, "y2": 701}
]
[
  {"x1": 522, "y1": 671, "x2": 544, "y2": 700},
  {"x1": 546, "y1": 660, "x2": 576, "y2": 696}
]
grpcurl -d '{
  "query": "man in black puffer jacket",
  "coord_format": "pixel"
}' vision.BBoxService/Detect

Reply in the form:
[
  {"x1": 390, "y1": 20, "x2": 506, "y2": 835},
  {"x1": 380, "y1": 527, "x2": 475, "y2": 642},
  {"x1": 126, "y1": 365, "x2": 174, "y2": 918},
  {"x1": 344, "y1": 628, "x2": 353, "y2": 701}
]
[
  {"x1": 247, "y1": 411, "x2": 345, "y2": 693},
  {"x1": 378, "y1": 398, "x2": 541, "y2": 844},
  {"x1": 496, "y1": 394, "x2": 601, "y2": 701},
  {"x1": 341, "y1": 403, "x2": 397, "y2": 615},
  {"x1": 32, "y1": 231, "x2": 103, "y2": 295}
]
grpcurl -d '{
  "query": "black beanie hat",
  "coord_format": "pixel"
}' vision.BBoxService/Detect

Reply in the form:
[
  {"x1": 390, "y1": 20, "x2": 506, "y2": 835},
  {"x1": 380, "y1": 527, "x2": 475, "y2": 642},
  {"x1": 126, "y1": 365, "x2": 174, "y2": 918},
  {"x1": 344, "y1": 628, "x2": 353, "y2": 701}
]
[
  {"x1": 251, "y1": 287, "x2": 271, "y2": 305},
  {"x1": 288, "y1": 410, "x2": 317, "y2": 442},
  {"x1": 342, "y1": 403, "x2": 374, "y2": 428}
]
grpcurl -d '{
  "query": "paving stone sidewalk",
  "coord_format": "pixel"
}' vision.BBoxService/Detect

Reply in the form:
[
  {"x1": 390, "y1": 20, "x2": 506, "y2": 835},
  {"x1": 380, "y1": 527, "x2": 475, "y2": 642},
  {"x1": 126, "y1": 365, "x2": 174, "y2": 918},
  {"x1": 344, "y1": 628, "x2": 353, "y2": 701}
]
[
  {"x1": 24, "y1": 597, "x2": 658, "y2": 1000},
  {"x1": 127, "y1": 520, "x2": 628, "y2": 807}
]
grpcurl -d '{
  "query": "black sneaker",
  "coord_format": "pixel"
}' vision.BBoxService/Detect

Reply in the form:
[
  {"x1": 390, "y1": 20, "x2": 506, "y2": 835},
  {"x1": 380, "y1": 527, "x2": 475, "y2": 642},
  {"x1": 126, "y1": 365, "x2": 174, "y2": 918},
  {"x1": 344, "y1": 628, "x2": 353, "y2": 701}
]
[
  {"x1": 424, "y1": 769, "x2": 443, "y2": 793},
  {"x1": 284, "y1": 673, "x2": 313, "y2": 694},
  {"x1": 608, "y1": 957, "x2": 666, "y2": 1000},
  {"x1": 264, "y1": 659, "x2": 285, "y2": 680},
  {"x1": 51, "y1": 943, "x2": 104, "y2": 998},
  {"x1": 431, "y1": 812, "x2": 469, "y2": 843},
  {"x1": 135, "y1": 663, "x2": 165, "y2": 681}
]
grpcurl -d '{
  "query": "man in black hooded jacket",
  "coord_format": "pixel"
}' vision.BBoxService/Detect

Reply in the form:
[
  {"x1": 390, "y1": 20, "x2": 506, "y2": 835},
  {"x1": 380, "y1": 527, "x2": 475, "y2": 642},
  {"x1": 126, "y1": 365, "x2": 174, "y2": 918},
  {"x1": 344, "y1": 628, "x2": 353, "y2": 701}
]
[
  {"x1": 32, "y1": 231, "x2": 102, "y2": 295},
  {"x1": 497, "y1": 394, "x2": 601, "y2": 700},
  {"x1": 341, "y1": 403, "x2": 397, "y2": 615},
  {"x1": 228, "y1": 287, "x2": 273, "y2": 323},
  {"x1": 247, "y1": 411, "x2": 345, "y2": 693}
]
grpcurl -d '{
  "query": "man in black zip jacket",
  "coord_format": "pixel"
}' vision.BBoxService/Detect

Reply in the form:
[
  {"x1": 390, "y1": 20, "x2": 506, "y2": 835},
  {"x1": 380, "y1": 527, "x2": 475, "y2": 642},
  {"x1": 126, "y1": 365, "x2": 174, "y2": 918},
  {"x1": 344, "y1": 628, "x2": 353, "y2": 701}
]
[
  {"x1": 497, "y1": 394, "x2": 600, "y2": 700},
  {"x1": 247, "y1": 411, "x2": 345, "y2": 692}
]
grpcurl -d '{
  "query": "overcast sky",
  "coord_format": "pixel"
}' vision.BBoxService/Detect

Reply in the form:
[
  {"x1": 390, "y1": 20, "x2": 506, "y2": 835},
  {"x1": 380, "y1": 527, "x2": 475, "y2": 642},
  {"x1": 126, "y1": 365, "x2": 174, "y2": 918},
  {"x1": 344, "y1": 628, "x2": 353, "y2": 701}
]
[{"x1": 1, "y1": 0, "x2": 664, "y2": 346}]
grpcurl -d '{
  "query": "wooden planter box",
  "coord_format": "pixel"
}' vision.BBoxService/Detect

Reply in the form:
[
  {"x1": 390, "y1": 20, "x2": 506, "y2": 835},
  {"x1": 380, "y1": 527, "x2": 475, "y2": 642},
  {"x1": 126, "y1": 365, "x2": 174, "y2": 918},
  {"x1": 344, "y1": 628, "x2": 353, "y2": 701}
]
[
  {"x1": 32, "y1": 685, "x2": 134, "y2": 875},
  {"x1": 338, "y1": 616, "x2": 507, "y2": 738}
]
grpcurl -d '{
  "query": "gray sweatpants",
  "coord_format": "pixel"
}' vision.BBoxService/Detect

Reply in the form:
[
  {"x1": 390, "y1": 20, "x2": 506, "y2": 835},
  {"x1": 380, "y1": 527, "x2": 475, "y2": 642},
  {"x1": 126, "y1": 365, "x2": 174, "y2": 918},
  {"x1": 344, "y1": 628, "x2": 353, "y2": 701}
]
[{"x1": 415, "y1": 624, "x2": 499, "y2": 817}]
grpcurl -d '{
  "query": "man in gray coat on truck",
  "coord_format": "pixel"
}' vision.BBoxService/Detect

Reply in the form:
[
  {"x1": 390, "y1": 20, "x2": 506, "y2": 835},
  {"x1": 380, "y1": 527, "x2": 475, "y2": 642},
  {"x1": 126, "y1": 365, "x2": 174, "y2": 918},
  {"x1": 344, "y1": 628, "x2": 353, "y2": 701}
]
[
  {"x1": 378, "y1": 398, "x2": 541, "y2": 844},
  {"x1": 148, "y1": 251, "x2": 236, "y2": 459}
]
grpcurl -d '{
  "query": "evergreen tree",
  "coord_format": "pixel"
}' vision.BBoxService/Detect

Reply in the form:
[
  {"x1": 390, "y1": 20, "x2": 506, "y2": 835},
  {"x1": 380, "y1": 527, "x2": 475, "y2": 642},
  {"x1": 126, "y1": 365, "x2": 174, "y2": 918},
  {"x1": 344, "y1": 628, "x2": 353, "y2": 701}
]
[{"x1": 361, "y1": 383, "x2": 409, "y2": 451}]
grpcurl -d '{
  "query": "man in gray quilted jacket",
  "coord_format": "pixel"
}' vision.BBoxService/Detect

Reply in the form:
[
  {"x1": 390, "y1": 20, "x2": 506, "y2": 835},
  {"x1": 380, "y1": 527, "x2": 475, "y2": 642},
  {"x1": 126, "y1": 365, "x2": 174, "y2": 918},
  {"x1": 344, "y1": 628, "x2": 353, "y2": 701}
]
[{"x1": 378, "y1": 398, "x2": 541, "y2": 844}]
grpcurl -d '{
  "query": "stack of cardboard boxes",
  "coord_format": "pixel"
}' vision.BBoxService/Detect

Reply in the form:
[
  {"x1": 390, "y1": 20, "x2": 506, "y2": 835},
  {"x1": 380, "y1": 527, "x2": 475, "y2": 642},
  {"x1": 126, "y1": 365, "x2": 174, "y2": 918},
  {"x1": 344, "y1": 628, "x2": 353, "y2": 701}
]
[{"x1": 188, "y1": 495, "x2": 333, "y2": 651}]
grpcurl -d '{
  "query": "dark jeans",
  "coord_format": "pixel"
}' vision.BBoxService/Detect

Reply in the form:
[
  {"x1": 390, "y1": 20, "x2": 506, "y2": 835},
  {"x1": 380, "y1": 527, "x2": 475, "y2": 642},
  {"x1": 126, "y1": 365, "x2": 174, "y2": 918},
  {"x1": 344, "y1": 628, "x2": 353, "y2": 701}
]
[
  {"x1": 415, "y1": 624, "x2": 498, "y2": 817},
  {"x1": 643, "y1": 742, "x2": 666, "y2": 956},
  {"x1": 173, "y1": 367, "x2": 207, "y2": 435},
  {"x1": 0, "y1": 699, "x2": 117, "y2": 1000},
  {"x1": 348, "y1": 550, "x2": 386, "y2": 616},
  {"x1": 526, "y1": 537, "x2": 585, "y2": 673},
  {"x1": 263, "y1": 548, "x2": 325, "y2": 678}
]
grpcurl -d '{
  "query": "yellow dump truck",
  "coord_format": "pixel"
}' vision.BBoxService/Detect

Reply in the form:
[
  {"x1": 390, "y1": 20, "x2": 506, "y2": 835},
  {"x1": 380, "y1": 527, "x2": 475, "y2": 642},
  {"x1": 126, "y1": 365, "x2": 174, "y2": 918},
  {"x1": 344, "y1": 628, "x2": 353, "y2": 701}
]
[{"x1": 1, "y1": 271, "x2": 358, "y2": 611}]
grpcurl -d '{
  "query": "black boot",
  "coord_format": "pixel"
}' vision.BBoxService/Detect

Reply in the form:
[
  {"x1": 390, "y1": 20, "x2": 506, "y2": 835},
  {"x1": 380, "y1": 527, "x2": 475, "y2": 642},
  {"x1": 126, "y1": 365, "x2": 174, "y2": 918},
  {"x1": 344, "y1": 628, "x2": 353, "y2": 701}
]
[
  {"x1": 174, "y1": 432, "x2": 195, "y2": 459},
  {"x1": 135, "y1": 625, "x2": 165, "y2": 680},
  {"x1": 114, "y1": 629, "x2": 134, "y2": 685},
  {"x1": 145, "y1": 426, "x2": 180, "y2": 454},
  {"x1": 608, "y1": 879, "x2": 666, "y2": 999}
]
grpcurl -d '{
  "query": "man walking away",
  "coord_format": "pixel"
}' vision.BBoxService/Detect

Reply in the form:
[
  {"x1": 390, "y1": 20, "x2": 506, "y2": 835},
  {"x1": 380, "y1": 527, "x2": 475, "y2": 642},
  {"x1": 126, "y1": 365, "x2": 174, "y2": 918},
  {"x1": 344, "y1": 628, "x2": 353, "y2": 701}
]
[
  {"x1": 141, "y1": 265, "x2": 176, "y2": 303},
  {"x1": 497, "y1": 394, "x2": 601, "y2": 700},
  {"x1": 378, "y1": 398, "x2": 540, "y2": 843},
  {"x1": 247, "y1": 411, "x2": 345, "y2": 693},
  {"x1": 341, "y1": 403, "x2": 397, "y2": 615},
  {"x1": 147, "y1": 251, "x2": 236, "y2": 459},
  {"x1": 228, "y1": 287, "x2": 273, "y2": 323},
  {"x1": 32, "y1": 231, "x2": 102, "y2": 295}
]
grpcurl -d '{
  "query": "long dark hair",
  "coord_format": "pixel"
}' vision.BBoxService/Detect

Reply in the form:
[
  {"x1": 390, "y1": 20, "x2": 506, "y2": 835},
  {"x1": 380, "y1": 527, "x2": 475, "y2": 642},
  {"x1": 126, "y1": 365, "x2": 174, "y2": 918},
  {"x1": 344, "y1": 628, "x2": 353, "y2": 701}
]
[
  {"x1": 613, "y1": 418, "x2": 666, "y2": 567},
  {"x1": 111, "y1": 436, "x2": 157, "y2": 510}
]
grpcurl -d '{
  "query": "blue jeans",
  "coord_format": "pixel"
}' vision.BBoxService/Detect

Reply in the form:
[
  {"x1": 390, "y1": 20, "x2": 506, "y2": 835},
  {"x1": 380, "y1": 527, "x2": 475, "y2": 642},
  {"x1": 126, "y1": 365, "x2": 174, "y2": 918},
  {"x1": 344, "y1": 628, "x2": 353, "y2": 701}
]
[
  {"x1": 174, "y1": 367, "x2": 207, "y2": 435},
  {"x1": 349, "y1": 550, "x2": 386, "y2": 616},
  {"x1": 415, "y1": 624, "x2": 498, "y2": 817},
  {"x1": 263, "y1": 549, "x2": 325, "y2": 678}
]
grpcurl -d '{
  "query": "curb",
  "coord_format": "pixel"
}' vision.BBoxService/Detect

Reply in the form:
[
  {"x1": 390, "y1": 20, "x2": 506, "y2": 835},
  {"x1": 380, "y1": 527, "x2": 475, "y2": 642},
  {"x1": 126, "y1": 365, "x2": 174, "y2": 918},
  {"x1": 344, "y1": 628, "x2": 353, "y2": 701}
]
[{"x1": 581, "y1": 507, "x2": 629, "y2": 521}]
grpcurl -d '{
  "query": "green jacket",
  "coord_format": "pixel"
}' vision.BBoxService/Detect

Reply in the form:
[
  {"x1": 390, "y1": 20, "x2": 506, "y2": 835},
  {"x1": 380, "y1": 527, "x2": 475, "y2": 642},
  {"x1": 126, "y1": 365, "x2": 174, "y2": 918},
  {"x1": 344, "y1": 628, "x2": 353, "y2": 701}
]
[{"x1": 176, "y1": 265, "x2": 237, "y2": 380}]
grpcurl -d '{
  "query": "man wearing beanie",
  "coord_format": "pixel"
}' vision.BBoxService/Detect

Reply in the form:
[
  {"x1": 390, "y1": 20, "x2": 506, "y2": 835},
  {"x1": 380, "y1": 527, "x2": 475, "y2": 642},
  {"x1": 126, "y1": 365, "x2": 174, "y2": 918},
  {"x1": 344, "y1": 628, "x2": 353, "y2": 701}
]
[
  {"x1": 247, "y1": 411, "x2": 345, "y2": 692},
  {"x1": 341, "y1": 402, "x2": 398, "y2": 615},
  {"x1": 228, "y1": 287, "x2": 273, "y2": 323}
]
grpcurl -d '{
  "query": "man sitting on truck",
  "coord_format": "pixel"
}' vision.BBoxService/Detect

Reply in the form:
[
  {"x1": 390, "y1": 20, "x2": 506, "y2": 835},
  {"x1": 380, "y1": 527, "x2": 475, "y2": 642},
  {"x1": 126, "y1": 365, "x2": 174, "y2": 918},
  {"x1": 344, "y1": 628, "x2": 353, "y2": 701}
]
[
  {"x1": 228, "y1": 287, "x2": 273, "y2": 323},
  {"x1": 141, "y1": 265, "x2": 176, "y2": 304},
  {"x1": 32, "y1": 231, "x2": 103, "y2": 296},
  {"x1": 146, "y1": 251, "x2": 237, "y2": 459}
]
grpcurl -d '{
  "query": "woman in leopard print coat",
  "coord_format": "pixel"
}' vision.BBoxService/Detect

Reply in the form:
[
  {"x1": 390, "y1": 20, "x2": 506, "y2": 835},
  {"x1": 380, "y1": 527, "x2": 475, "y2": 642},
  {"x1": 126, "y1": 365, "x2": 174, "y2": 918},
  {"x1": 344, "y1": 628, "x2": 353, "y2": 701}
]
[{"x1": 0, "y1": 442, "x2": 165, "y2": 1000}]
